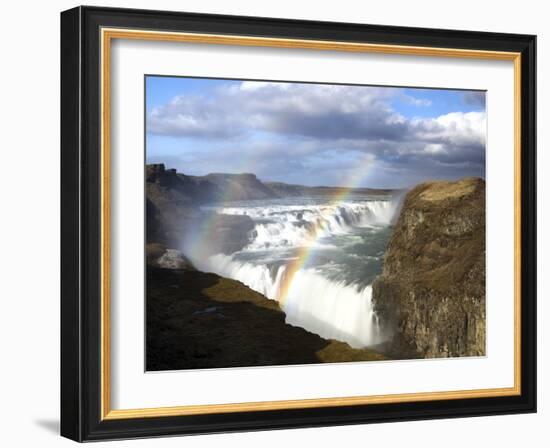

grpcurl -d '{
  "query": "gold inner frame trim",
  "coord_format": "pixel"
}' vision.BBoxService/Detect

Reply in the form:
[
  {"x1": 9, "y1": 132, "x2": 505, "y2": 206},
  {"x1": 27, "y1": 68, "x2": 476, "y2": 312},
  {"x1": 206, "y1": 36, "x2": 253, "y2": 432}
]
[{"x1": 100, "y1": 27, "x2": 522, "y2": 421}]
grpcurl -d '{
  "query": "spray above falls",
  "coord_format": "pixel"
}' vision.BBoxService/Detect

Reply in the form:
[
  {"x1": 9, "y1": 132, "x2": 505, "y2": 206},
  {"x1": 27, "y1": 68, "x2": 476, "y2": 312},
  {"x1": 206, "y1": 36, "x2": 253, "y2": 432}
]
[{"x1": 186, "y1": 195, "x2": 401, "y2": 348}]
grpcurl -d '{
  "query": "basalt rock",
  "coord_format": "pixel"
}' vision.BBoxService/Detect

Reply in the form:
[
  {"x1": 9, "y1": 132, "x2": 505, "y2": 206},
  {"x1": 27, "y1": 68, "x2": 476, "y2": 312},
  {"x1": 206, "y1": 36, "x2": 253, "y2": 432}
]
[{"x1": 372, "y1": 177, "x2": 486, "y2": 358}]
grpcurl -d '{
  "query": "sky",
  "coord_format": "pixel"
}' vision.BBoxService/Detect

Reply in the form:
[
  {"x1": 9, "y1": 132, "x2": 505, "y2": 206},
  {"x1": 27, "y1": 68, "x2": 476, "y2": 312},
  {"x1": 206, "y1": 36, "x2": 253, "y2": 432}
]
[{"x1": 145, "y1": 76, "x2": 486, "y2": 189}]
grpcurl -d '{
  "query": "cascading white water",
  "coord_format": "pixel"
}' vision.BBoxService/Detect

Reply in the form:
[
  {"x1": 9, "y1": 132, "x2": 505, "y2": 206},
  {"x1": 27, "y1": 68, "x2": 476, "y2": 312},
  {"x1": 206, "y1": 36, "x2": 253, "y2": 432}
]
[
  {"x1": 284, "y1": 271, "x2": 384, "y2": 348},
  {"x1": 216, "y1": 200, "x2": 395, "y2": 250},
  {"x1": 198, "y1": 254, "x2": 386, "y2": 348},
  {"x1": 193, "y1": 196, "x2": 398, "y2": 348},
  {"x1": 203, "y1": 253, "x2": 286, "y2": 301}
]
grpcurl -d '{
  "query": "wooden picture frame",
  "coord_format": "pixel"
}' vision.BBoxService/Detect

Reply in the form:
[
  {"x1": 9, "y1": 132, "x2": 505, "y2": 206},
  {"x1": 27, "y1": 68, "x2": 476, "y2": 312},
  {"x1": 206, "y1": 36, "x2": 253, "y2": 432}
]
[{"x1": 61, "y1": 5, "x2": 536, "y2": 442}]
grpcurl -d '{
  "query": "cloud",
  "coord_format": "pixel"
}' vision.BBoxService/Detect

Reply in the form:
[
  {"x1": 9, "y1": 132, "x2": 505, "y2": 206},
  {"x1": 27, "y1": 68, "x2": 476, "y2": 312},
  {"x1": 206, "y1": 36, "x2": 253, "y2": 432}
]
[
  {"x1": 147, "y1": 81, "x2": 486, "y2": 188},
  {"x1": 147, "y1": 94, "x2": 244, "y2": 138},
  {"x1": 462, "y1": 91, "x2": 486, "y2": 108},
  {"x1": 148, "y1": 83, "x2": 405, "y2": 140}
]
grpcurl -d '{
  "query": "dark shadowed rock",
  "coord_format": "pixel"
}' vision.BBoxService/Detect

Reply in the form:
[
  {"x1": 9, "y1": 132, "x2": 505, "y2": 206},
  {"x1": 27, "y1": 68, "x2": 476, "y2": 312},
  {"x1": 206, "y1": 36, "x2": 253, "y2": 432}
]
[
  {"x1": 145, "y1": 164, "x2": 254, "y2": 251},
  {"x1": 146, "y1": 267, "x2": 386, "y2": 370},
  {"x1": 372, "y1": 177, "x2": 486, "y2": 358}
]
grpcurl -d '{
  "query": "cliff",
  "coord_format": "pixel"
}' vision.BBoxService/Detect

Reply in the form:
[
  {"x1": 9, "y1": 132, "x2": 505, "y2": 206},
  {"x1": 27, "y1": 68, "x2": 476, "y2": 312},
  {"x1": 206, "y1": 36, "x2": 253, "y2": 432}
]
[
  {"x1": 372, "y1": 177, "x2": 486, "y2": 358},
  {"x1": 146, "y1": 252, "x2": 386, "y2": 370},
  {"x1": 146, "y1": 164, "x2": 254, "y2": 252},
  {"x1": 147, "y1": 164, "x2": 279, "y2": 205}
]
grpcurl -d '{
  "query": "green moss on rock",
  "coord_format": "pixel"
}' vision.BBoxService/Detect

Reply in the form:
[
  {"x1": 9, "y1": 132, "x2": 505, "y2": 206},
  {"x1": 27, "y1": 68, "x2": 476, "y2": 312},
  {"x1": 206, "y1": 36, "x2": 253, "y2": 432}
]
[{"x1": 147, "y1": 267, "x2": 386, "y2": 370}]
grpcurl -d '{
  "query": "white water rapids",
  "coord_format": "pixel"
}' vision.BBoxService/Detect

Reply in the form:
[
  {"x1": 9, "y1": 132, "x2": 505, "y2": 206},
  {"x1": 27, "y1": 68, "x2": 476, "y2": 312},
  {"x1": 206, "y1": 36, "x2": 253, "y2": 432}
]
[{"x1": 189, "y1": 196, "x2": 400, "y2": 348}]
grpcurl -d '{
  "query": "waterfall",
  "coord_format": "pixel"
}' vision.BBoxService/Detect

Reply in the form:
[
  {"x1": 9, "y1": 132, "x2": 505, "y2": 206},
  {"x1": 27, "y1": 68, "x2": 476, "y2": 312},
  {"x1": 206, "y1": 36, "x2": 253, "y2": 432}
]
[
  {"x1": 217, "y1": 200, "x2": 396, "y2": 250},
  {"x1": 189, "y1": 197, "x2": 398, "y2": 348}
]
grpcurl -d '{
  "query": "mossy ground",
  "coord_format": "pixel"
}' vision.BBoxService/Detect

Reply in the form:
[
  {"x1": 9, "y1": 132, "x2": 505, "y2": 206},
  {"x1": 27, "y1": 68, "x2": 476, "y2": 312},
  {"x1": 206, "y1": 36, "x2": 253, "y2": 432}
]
[{"x1": 146, "y1": 267, "x2": 386, "y2": 371}]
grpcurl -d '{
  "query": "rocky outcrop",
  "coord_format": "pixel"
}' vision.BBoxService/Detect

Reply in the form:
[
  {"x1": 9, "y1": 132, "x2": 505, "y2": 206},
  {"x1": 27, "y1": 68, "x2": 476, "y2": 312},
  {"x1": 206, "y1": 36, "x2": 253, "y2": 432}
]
[
  {"x1": 146, "y1": 164, "x2": 254, "y2": 252},
  {"x1": 146, "y1": 164, "x2": 208, "y2": 246},
  {"x1": 146, "y1": 243, "x2": 195, "y2": 270},
  {"x1": 372, "y1": 177, "x2": 486, "y2": 358}
]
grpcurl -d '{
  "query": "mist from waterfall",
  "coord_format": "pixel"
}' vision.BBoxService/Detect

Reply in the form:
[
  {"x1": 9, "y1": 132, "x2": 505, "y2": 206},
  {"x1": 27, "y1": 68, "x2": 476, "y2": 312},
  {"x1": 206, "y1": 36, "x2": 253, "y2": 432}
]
[{"x1": 188, "y1": 195, "x2": 401, "y2": 348}]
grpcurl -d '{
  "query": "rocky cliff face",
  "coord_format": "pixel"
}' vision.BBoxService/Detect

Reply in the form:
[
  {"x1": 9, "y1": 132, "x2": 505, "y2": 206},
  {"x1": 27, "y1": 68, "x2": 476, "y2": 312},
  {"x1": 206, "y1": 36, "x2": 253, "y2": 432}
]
[
  {"x1": 146, "y1": 164, "x2": 204, "y2": 245},
  {"x1": 372, "y1": 177, "x2": 486, "y2": 358},
  {"x1": 146, "y1": 164, "x2": 254, "y2": 253}
]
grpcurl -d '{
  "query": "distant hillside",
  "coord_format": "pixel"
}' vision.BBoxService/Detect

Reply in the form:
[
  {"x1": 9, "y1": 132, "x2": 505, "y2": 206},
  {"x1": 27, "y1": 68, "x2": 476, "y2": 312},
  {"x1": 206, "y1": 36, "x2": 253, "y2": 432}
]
[
  {"x1": 193, "y1": 172, "x2": 277, "y2": 201},
  {"x1": 265, "y1": 181, "x2": 395, "y2": 197},
  {"x1": 146, "y1": 163, "x2": 393, "y2": 206}
]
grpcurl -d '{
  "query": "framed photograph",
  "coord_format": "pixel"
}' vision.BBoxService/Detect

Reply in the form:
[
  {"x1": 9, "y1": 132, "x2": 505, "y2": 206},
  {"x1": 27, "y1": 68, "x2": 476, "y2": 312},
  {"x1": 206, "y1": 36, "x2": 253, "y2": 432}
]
[{"x1": 60, "y1": 6, "x2": 536, "y2": 442}]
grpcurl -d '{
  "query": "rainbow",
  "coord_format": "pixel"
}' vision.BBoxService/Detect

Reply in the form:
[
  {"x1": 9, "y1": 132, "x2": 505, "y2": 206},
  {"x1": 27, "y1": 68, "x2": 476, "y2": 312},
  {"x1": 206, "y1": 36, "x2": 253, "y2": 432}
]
[
  {"x1": 277, "y1": 176, "x2": 370, "y2": 305},
  {"x1": 187, "y1": 152, "x2": 377, "y2": 307},
  {"x1": 185, "y1": 144, "x2": 272, "y2": 259}
]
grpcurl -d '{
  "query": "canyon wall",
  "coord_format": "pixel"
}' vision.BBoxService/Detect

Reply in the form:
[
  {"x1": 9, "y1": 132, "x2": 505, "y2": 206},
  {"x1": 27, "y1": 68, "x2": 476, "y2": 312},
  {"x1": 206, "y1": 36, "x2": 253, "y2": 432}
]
[{"x1": 372, "y1": 177, "x2": 486, "y2": 358}]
